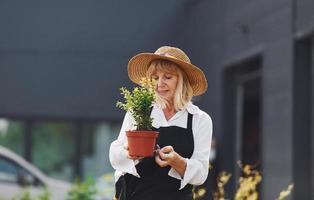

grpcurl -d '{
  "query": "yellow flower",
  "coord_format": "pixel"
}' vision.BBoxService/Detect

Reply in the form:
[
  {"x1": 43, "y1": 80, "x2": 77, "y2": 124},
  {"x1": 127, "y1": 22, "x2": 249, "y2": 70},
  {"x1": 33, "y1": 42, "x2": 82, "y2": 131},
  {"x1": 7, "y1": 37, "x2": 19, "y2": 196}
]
[
  {"x1": 213, "y1": 163, "x2": 293, "y2": 200},
  {"x1": 275, "y1": 184, "x2": 294, "y2": 200}
]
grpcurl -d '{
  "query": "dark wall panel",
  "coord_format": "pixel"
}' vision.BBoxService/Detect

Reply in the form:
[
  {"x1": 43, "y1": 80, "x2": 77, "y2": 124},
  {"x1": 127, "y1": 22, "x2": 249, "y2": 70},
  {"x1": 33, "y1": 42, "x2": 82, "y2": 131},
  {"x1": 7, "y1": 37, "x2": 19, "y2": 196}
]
[
  {"x1": 0, "y1": 0, "x2": 188, "y2": 120},
  {"x1": 180, "y1": 1, "x2": 296, "y2": 198}
]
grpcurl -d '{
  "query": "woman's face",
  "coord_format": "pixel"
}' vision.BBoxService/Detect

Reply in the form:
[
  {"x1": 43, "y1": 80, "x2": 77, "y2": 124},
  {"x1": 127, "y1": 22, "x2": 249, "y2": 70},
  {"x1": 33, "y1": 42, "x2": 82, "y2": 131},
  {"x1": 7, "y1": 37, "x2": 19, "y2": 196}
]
[{"x1": 151, "y1": 69, "x2": 178, "y2": 103}]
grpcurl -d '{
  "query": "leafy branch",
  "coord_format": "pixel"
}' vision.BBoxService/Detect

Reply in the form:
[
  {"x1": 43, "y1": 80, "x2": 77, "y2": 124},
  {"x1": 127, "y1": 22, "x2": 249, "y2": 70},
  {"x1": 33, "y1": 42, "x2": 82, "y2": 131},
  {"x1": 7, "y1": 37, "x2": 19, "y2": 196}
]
[{"x1": 116, "y1": 78, "x2": 156, "y2": 131}]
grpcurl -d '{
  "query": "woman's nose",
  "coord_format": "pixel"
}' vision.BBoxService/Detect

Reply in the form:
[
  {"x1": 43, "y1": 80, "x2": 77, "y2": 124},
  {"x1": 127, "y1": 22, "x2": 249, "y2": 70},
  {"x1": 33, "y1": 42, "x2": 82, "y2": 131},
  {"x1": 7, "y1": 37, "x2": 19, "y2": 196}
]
[{"x1": 157, "y1": 78, "x2": 164, "y2": 88}]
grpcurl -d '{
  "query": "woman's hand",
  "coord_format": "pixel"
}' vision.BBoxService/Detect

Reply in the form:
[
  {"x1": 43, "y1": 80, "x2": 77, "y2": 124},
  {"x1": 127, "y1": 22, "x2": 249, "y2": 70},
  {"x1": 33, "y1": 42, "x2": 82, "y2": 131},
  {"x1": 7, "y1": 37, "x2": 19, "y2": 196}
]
[
  {"x1": 123, "y1": 143, "x2": 144, "y2": 160},
  {"x1": 155, "y1": 145, "x2": 187, "y2": 177},
  {"x1": 155, "y1": 145, "x2": 175, "y2": 167}
]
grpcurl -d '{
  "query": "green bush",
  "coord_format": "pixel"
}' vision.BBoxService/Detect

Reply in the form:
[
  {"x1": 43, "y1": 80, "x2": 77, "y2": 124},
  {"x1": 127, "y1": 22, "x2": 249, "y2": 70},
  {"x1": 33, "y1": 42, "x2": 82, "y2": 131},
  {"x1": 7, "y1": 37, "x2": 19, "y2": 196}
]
[
  {"x1": 67, "y1": 178, "x2": 96, "y2": 200},
  {"x1": 116, "y1": 78, "x2": 156, "y2": 131},
  {"x1": 11, "y1": 188, "x2": 50, "y2": 200}
]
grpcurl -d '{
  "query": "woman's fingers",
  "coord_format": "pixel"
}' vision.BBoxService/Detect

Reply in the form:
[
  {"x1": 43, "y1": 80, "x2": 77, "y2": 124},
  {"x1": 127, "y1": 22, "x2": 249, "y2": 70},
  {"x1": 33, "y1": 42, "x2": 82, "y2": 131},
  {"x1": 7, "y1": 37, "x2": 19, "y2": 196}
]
[
  {"x1": 158, "y1": 150, "x2": 174, "y2": 161},
  {"x1": 155, "y1": 152, "x2": 168, "y2": 167},
  {"x1": 160, "y1": 145, "x2": 173, "y2": 154},
  {"x1": 158, "y1": 145, "x2": 175, "y2": 161},
  {"x1": 154, "y1": 146, "x2": 177, "y2": 167}
]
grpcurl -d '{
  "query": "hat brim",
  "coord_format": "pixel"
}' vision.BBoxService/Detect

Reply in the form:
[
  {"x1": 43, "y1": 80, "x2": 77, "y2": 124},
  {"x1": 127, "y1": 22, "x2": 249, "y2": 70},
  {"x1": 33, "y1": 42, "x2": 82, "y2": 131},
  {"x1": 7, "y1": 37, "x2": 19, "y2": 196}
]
[{"x1": 128, "y1": 53, "x2": 208, "y2": 96}]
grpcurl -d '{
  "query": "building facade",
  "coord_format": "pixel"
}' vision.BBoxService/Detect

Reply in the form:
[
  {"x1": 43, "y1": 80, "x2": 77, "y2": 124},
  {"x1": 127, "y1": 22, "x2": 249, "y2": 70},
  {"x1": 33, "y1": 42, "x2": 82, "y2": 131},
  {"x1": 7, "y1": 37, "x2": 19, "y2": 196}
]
[
  {"x1": 0, "y1": 1, "x2": 313, "y2": 199},
  {"x1": 185, "y1": 0, "x2": 314, "y2": 199}
]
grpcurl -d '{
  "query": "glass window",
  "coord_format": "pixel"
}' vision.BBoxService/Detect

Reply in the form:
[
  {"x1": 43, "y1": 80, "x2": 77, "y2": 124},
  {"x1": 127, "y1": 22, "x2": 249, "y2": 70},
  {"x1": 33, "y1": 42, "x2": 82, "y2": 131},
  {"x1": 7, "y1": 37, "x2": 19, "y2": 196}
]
[
  {"x1": 32, "y1": 121, "x2": 76, "y2": 182},
  {"x1": 0, "y1": 156, "x2": 43, "y2": 187},
  {"x1": 17, "y1": 167, "x2": 43, "y2": 187},
  {"x1": 0, "y1": 156, "x2": 18, "y2": 183},
  {"x1": 0, "y1": 119, "x2": 24, "y2": 156},
  {"x1": 81, "y1": 122, "x2": 120, "y2": 180},
  {"x1": 80, "y1": 121, "x2": 119, "y2": 199}
]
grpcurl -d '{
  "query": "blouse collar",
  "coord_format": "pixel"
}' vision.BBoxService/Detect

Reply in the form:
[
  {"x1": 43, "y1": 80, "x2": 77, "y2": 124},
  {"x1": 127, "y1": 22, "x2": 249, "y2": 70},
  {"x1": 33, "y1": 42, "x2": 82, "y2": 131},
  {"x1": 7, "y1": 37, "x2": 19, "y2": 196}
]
[
  {"x1": 153, "y1": 101, "x2": 200, "y2": 115},
  {"x1": 184, "y1": 101, "x2": 200, "y2": 115}
]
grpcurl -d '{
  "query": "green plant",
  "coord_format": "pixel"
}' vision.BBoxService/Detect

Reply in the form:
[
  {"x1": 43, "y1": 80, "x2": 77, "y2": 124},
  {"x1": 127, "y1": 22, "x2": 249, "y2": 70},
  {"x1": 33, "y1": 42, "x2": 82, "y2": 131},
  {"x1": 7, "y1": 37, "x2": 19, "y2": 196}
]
[
  {"x1": 12, "y1": 191, "x2": 31, "y2": 200},
  {"x1": 11, "y1": 188, "x2": 50, "y2": 200},
  {"x1": 67, "y1": 178, "x2": 96, "y2": 200},
  {"x1": 116, "y1": 78, "x2": 156, "y2": 131},
  {"x1": 37, "y1": 188, "x2": 51, "y2": 200}
]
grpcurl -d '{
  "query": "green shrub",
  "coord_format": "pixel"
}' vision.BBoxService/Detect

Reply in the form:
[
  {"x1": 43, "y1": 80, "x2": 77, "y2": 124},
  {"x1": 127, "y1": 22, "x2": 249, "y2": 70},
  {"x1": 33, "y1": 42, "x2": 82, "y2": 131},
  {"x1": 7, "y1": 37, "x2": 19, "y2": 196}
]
[
  {"x1": 67, "y1": 178, "x2": 96, "y2": 200},
  {"x1": 37, "y1": 188, "x2": 51, "y2": 200},
  {"x1": 11, "y1": 188, "x2": 50, "y2": 200},
  {"x1": 116, "y1": 78, "x2": 156, "y2": 131}
]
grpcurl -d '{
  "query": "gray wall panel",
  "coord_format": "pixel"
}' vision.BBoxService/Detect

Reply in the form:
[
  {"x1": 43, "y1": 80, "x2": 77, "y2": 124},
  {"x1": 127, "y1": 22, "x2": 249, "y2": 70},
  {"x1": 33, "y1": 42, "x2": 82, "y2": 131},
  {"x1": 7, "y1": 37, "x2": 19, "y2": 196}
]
[
  {"x1": 219, "y1": 0, "x2": 295, "y2": 198},
  {"x1": 0, "y1": 0, "x2": 187, "y2": 120},
  {"x1": 296, "y1": 0, "x2": 314, "y2": 35},
  {"x1": 263, "y1": 39, "x2": 294, "y2": 199}
]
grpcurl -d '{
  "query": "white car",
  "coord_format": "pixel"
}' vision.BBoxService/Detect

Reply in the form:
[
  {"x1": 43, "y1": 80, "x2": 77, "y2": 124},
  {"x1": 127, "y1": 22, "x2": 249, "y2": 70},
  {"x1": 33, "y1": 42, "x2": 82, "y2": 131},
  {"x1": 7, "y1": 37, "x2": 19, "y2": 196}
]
[{"x1": 0, "y1": 145, "x2": 71, "y2": 200}]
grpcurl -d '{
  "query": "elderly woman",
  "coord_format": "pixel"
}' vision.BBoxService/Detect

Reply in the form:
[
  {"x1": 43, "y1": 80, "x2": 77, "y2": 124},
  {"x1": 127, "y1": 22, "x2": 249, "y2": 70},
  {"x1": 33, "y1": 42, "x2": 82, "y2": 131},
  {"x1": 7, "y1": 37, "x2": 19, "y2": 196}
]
[{"x1": 110, "y1": 46, "x2": 213, "y2": 200}]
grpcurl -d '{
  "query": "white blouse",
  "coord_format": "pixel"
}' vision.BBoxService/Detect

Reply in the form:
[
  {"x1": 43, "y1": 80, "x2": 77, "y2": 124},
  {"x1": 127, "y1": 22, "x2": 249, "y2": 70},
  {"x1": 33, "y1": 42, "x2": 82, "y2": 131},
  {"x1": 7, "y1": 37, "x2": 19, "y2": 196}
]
[{"x1": 109, "y1": 102, "x2": 213, "y2": 190}]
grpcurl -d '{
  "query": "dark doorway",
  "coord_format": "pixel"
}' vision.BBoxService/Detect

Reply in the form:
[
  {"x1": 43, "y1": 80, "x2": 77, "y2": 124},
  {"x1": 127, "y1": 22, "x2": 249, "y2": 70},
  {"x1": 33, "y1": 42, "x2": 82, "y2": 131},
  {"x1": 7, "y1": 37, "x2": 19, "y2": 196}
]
[
  {"x1": 241, "y1": 78, "x2": 261, "y2": 167},
  {"x1": 222, "y1": 57, "x2": 262, "y2": 195},
  {"x1": 294, "y1": 37, "x2": 313, "y2": 200}
]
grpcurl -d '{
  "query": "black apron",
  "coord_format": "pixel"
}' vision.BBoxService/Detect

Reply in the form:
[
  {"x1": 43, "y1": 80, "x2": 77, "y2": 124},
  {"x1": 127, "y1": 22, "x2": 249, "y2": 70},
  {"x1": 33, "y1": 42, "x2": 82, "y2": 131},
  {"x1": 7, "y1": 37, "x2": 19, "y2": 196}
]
[{"x1": 115, "y1": 113, "x2": 195, "y2": 200}]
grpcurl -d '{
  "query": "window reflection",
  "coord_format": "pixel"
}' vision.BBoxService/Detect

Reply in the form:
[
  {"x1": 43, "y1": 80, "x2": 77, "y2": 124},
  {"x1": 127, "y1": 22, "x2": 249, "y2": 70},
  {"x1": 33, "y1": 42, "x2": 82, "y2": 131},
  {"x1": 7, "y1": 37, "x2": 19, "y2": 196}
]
[
  {"x1": 32, "y1": 122, "x2": 75, "y2": 182},
  {"x1": 0, "y1": 156, "x2": 18, "y2": 183},
  {"x1": 0, "y1": 119, "x2": 24, "y2": 156},
  {"x1": 0, "y1": 118, "x2": 119, "y2": 184}
]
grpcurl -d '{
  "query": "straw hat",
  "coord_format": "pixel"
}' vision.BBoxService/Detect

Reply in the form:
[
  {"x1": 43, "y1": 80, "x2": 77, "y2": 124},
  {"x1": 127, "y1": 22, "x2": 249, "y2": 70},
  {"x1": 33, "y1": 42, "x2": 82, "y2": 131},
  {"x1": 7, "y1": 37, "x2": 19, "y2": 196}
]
[{"x1": 128, "y1": 46, "x2": 208, "y2": 96}]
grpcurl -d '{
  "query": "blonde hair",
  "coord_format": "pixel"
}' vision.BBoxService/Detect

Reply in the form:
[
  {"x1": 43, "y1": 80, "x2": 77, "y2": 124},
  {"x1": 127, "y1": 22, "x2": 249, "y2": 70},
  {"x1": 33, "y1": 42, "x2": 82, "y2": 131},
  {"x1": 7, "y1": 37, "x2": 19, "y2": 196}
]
[{"x1": 146, "y1": 60, "x2": 193, "y2": 111}]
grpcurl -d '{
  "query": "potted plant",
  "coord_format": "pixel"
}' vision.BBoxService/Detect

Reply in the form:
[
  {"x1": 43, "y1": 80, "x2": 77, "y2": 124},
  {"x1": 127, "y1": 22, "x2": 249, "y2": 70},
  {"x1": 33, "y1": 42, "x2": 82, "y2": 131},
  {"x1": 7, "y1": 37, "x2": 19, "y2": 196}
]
[{"x1": 116, "y1": 78, "x2": 159, "y2": 157}]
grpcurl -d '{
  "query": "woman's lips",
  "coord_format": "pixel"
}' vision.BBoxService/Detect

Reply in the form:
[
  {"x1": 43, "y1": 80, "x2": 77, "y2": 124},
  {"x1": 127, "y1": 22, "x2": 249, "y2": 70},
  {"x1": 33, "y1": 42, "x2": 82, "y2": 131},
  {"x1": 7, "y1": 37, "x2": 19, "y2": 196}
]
[{"x1": 157, "y1": 90, "x2": 168, "y2": 94}]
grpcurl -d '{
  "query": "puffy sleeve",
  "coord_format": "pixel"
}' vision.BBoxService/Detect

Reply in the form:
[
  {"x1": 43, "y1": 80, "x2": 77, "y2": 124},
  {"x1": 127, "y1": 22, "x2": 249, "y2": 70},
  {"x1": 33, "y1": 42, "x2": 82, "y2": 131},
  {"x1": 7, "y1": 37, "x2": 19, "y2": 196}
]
[
  {"x1": 109, "y1": 112, "x2": 140, "y2": 180},
  {"x1": 169, "y1": 111, "x2": 213, "y2": 189}
]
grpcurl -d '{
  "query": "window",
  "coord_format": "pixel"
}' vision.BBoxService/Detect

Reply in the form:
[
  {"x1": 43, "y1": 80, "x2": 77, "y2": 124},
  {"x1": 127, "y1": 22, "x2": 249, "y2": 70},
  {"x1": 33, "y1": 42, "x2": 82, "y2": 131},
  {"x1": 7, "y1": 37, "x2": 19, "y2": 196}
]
[
  {"x1": 0, "y1": 119, "x2": 24, "y2": 156},
  {"x1": 0, "y1": 156, "x2": 18, "y2": 183},
  {"x1": 0, "y1": 118, "x2": 119, "y2": 185},
  {"x1": 81, "y1": 122, "x2": 120, "y2": 180},
  {"x1": 32, "y1": 121, "x2": 76, "y2": 181}
]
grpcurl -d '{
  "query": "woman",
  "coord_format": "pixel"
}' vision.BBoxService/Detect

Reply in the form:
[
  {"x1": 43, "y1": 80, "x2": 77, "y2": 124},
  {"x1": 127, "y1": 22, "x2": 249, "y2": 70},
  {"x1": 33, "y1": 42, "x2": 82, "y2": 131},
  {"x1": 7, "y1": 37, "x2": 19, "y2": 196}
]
[{"x1": 110, "y1": 46, "x2": 213, "y2": 200}]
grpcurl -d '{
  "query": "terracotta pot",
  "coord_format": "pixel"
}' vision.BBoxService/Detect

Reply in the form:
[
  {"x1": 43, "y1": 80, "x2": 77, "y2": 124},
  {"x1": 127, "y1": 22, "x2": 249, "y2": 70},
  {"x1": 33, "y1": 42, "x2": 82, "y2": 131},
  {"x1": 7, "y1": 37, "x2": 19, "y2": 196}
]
[{"x1": 126, "y1": 130, "x2": 159, "y2": 157}]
